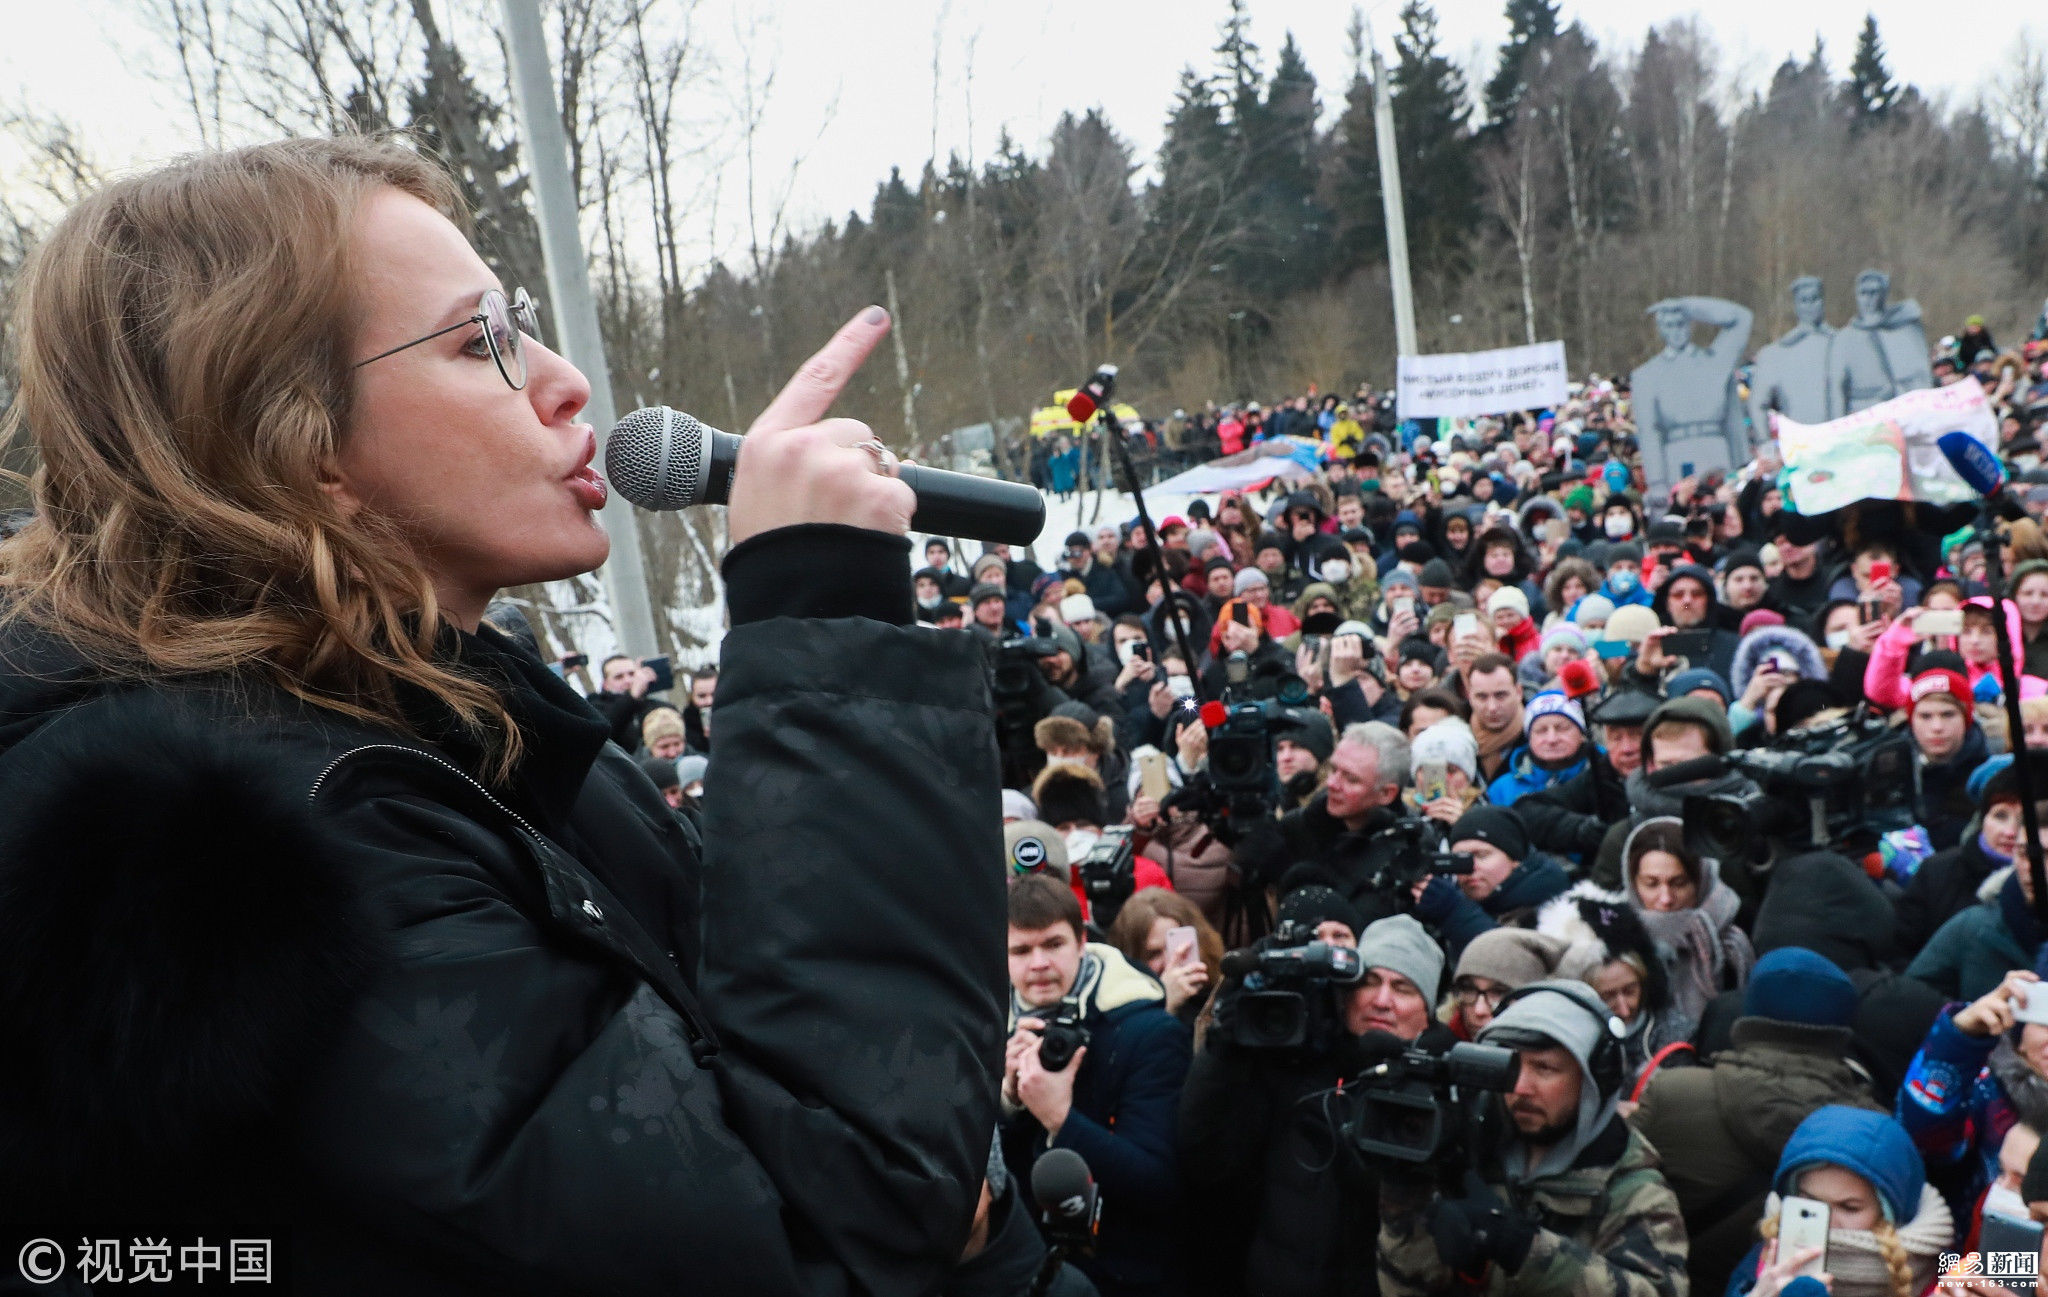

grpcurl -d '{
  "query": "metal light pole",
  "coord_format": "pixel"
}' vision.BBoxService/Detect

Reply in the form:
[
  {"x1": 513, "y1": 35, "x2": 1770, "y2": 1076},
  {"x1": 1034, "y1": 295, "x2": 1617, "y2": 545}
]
[
  {"x1": 1368, "y1": 24, "x2": 1419, "y2": 358},
  {"x1": 500, "y1": 0, "x2": 661, "y2": 659}
]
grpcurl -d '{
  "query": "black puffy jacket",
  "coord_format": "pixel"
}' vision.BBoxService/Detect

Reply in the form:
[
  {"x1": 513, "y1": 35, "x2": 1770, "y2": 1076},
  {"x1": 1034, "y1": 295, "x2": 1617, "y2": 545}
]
[
  {"x1": 0, "y1": 527, "x2": 1005, "y2": 1297},
  {"x1": 1180, "y1": 1021, "x2": 1458, "y2": 1297}
]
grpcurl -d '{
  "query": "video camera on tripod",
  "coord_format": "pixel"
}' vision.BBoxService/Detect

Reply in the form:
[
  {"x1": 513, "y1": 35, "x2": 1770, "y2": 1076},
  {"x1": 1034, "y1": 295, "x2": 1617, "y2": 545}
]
[{"x1": 1163, "y1": 689, "x2": 1321, "y2": 842}]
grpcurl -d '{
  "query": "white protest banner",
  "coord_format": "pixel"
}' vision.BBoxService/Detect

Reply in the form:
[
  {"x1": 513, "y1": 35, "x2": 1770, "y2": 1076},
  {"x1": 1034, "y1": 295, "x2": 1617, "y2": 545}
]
[
  {"x1": 1396, "y1": 340, "x2": 1570, "y2": 419},
  {"x1": 1775, "y1": 379, "x2": 2000, "y2": 516}
]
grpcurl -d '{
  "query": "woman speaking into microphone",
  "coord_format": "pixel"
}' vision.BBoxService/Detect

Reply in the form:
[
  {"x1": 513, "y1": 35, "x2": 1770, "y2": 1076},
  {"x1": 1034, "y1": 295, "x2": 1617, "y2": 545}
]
[{"x1": 0, "y1": 137, "x2": 1003, "y2": 1294}]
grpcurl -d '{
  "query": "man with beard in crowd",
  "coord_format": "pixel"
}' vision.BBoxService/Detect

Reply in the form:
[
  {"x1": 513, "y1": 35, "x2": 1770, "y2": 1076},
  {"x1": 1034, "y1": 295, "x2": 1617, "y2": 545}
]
[{"x1": 1376, "y1": 981, "x2": 1690, "y2": 1295}]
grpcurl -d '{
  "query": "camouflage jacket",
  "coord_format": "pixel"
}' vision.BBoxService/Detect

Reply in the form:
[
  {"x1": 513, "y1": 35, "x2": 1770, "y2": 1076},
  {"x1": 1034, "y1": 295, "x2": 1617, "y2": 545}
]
[{"x1": 1378, "y1": 1118, "x2": 1689, "y2": 1297}]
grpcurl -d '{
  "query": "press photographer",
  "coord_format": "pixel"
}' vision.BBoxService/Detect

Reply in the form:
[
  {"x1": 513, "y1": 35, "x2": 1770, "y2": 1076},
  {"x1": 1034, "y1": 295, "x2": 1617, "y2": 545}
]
[
  {"x1": 1179, "y1": 913, "x2": 1450, "y2": 1297},
  {"x1": 1373, "y1": 982, "x2": 1689, "y2": 1296},
  {"x1": 1003, "y1": 876, "x2": 1193, "y2": 1297},
  {"x1": 1234, "y1": 722, "x2": 1423, "y2": 924}
]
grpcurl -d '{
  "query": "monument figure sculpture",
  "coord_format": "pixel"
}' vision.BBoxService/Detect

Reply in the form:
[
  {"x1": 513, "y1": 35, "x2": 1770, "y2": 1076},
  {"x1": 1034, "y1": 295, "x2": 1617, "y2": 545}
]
[
  {"x1": 1823, "y1": 269, "x2": 1932, "y2": 417},
  {"x1": 1746, "y1": 276, "x2": 1836, "y2": 432},
  {"x1": 1630, "y1": 295, "x2": 1754, "y2": 498}
]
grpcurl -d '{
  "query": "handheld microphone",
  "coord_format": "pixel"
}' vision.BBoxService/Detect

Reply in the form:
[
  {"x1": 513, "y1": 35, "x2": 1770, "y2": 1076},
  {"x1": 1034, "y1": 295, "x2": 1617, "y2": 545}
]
[
  {"x1": 603, "y1": 406, "x2": 1048, "y2": 546},
  {"x1": 1029, "y1": 1149, "x2": 1100, "y2": 1251},
  {"x1": 1938, "y1": 429, "x2": 2006, "y2": 497},
  {"x1": 1937, "y1": 428, "x2": 2029, "y2": 521}
]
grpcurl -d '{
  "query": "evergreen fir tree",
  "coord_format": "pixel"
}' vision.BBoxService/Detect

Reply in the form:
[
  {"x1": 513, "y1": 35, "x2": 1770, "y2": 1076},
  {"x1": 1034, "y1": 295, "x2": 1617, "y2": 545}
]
[
  {"x1": 1390, "y1": 0, "x2": 1480, "y2": 278},
  {"x1": 1843, "y1": 14, "x2": 1899, "y2": 120},
  {"x1": 1214, "y1": 0, "x2": 1263, "y2": 131},
  {"x1": 1249, "y1": 34, "x2": 1330, "y2": 293},
  {"x1": 1483, "y1": 0, "x2": 1561, "y2": 128},
  {"x1": 1322, "y1": 62, "x2": 1385, "y2": 280}
]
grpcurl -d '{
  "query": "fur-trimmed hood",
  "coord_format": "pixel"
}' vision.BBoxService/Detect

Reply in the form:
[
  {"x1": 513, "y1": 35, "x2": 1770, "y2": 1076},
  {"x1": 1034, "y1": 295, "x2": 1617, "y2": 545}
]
[
  {"x1": 1537, "y1": 882, "x2": 1676, "y2": 1013},
  {"x1": 1730, "y1": 624, "x2": 1829, "y2": 696}
]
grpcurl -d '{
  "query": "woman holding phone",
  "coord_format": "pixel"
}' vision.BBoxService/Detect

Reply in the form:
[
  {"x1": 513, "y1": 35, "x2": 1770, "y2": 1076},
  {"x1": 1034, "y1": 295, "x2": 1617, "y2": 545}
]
[
  {"x1": 1730, "y1": 1107, "x2": 1953, "y2": 1297},
  {"x1": 0, "y1": 137, "x2": 1002, "y2": 1293}
]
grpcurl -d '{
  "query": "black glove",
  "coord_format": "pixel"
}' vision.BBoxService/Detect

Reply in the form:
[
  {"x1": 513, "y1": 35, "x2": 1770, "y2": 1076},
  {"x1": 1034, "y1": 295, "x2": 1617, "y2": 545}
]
[{"x1": 1428, "y1": 1171, "x2": 1537, "y2": 1278}]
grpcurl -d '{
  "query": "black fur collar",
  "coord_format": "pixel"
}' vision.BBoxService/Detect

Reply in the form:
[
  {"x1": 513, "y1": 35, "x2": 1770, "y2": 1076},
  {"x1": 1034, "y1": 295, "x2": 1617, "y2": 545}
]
[{"x1": 0, "y1": 686, "x2": 386, "y2": 1217}]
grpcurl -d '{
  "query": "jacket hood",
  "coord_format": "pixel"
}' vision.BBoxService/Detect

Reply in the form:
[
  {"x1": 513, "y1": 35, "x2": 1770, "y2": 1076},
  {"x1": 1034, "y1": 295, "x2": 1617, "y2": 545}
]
[
  {"x1": 1730, "y1": 624, "x2": 1829, "y2": 695},
  {"x1": 1293, "y1": 581, "x2": 1342, "y2": 616}
]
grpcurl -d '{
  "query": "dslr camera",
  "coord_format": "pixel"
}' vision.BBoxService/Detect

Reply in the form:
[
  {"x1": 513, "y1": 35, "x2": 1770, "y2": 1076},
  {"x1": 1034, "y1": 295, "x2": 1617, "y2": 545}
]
[
  {"x1": 1030, "y1": 1007, "x2": 1091, "y2": 1073},
  {"x1": 1217, "y1": 920, "x2": 1365, "y2": 1053},
  {"x1": 1075, "y1": 825, "x2": 1138, "y2": 932},
  {"x1": 1346, "y1": 1039, "x2": 1521, "y2": 1165}
]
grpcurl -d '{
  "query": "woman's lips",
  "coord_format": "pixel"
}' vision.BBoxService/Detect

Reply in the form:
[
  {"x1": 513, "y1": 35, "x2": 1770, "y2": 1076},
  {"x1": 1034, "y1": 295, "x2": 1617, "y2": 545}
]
[{"x1": 568, "y1": 465, "x2": 609, "y2": 510}]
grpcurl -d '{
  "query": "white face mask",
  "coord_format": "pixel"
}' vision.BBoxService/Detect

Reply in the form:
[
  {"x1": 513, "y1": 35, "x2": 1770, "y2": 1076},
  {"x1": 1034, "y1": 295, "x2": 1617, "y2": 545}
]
[
  {"x1": 1320, "y1": 559, "x2": 1353, "y2": 584},
  {"x1": 917, "y1": 594, "x2": 944, "y2": 609},
  {"x1": 1605, "y1": 514, "x2": 1635, "y2": 539},
  {"x1": 1064, "y1": 828, "x2": 1100, "y2": 859},
  {"x1": 1826, "y1": 629, "x2": 1852, "y2": 651},
  {"x1": 1984, "y1": 1183, "x2": 2029, "y2": 1225}
]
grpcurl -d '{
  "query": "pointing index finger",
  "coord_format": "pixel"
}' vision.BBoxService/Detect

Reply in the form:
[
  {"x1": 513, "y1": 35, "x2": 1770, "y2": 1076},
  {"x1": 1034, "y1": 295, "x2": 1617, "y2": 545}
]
[{"x1": 749, "y1": 306, "x2": 891, "y2": 436}]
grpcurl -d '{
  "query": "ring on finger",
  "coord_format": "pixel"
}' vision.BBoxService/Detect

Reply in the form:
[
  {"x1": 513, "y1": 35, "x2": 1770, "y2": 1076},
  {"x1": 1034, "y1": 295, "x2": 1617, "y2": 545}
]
[{"x1": 853, "y1": 438, "x2": 897, "y2": 475}]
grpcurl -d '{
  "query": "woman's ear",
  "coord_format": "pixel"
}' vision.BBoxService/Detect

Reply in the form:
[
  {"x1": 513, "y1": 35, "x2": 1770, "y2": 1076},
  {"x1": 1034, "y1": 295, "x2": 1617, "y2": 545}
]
[{"x1": 316, "y1": 457, "x2": 364, "y2": 517}]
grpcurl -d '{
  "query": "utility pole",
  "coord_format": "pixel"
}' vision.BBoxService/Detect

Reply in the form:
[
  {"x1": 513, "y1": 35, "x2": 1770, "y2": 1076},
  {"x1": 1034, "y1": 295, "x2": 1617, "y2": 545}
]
[
  {"x1": 1368, "y1": 22, "x2": 1419, "y2": 358},
  {"x1": 500, "y1": 0, "x2": 661, "y2": 659}
]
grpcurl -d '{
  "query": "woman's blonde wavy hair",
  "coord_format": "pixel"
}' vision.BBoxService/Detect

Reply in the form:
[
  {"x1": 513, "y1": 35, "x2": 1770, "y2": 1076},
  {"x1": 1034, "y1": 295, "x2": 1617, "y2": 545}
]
[{"x1": 0, "y1": 136, "x2": 524, "y2": 780}]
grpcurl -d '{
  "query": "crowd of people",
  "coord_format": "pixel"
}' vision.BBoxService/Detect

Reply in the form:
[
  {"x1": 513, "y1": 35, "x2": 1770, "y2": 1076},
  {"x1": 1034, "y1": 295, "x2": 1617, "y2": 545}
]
[
  {"x1": 578, "y1": 317, "x2": 2048, "y2": 1297},
  {"x1": 1014, "y1": 310, "x2": 2048, "y2": 506},
  {"x1": 891, "y1": 325, "x2": 2048, "y2": 1297}
]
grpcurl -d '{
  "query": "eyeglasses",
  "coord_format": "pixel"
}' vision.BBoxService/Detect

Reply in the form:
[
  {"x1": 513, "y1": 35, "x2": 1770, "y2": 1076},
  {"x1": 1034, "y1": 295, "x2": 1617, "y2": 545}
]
[
  {"x1": 1453, "y1": 981, "x2": 1506, "y2": 1010},
  {"x1": 352, "y1": 287, "x2": 540, "y2": 390}
]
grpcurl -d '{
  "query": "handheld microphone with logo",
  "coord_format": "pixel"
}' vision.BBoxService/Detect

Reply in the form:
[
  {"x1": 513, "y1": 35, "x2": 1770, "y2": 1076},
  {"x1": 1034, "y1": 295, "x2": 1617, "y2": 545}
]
[
  {"x1": 1939, "y1": 429, "x2": 2029, "y2": 521},
  {"x1": 603, "y1": 406, "x2": 1048, "y2": 546},
  {"x1": 1029, "y1": 1148, "x2": 1100, "y2": 1253}
]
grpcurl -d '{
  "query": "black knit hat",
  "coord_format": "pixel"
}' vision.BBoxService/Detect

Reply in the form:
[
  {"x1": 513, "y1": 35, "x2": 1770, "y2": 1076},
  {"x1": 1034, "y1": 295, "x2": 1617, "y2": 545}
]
[
  {"x1": 1399, "y1": 541, "x2": 1437, "y2": 566},
  {"x1": 1448, "y1": 806, "x2": 1529, "y2": 862},
  {"x1": 636, "y1": 754, "x2": 681, "y2": 792},
  {"x1": 1419, "y1": 559, "x2": 1456, "y2": 590},
  {"x1": 1273, "y1": 708, "x2": 1336, "y2": 763},
  {"x1": 1277, "y1": 882, "x2": 1365, "y2": 940}
]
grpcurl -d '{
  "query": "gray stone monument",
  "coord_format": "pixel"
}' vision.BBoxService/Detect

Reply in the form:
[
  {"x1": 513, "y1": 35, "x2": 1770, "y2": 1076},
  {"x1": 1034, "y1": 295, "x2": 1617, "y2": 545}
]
[
  {"x1": 1630, "y1": 295, "x2": 1754, "y2": 498},
  {"x1": 1823, "y1": 269, "x2": 1932, "y2": 417},
  {"x1": 1746, "y1": 276, "x2": 1835, "y2": 431}
]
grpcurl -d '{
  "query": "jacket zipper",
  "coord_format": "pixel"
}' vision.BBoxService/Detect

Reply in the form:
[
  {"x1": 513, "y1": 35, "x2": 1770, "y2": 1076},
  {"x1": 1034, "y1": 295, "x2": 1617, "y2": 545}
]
[
  {"x1": 309, "y1": 742, "x2": 722, "y2": 1059},
  {"x1": 309, "y1": 743, "x2": 544, "y2": 842}
]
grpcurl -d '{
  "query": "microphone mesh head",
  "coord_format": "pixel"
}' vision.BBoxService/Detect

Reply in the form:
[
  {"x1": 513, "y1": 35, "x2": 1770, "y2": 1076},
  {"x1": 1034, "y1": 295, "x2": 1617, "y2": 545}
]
[{"x1": 604, "y1": 406, "x2": 708, "y2": 509}]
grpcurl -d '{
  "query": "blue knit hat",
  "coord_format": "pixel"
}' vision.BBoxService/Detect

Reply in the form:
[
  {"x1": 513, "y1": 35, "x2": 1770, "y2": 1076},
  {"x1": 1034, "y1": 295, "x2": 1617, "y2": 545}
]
[
  {"x1": 1665, "y1": 667, "x2": 1733, "y2": 705},
  {"x1": 1968, "y1": 753, "x2": 2017, "y2": 808},
  {"x1": 1774, "y1": 1106, "x2": 1925, "y2": 1224},
  {"x1": 1744, "y1": 947, "x2": 1857, "y2": 1028}
]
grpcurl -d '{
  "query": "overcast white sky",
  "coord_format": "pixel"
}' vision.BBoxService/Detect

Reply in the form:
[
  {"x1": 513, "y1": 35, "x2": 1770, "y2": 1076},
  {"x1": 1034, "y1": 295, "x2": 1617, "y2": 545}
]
[{"x1": 0, "y1": 0, "x2": 2034, "y2": 268}]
